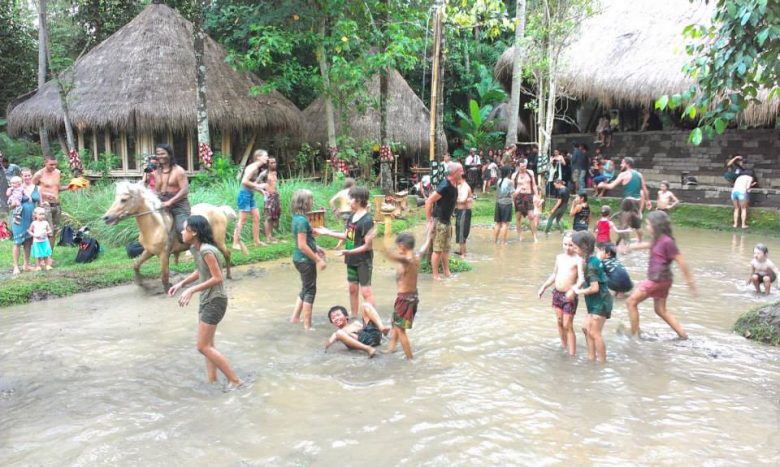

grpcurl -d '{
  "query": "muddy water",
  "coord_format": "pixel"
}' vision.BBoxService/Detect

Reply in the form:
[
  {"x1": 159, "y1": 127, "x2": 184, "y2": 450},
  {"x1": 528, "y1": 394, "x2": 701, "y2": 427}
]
[{"x1": 1, "y1": 228, "x2": 779, "y2": 465}]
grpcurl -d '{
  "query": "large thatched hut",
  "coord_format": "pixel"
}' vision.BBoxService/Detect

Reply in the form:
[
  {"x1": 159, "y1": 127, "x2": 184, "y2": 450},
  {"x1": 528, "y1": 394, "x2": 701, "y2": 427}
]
[
  {"x1": 494, "y1": 0, "x2": 779, "y2": 128},
  {"x1": 303, "y1": 68, "x2": 447, "y2": 166},
  {"x1": 7, "y1": 3, "x2": 302, "y2": 174}
]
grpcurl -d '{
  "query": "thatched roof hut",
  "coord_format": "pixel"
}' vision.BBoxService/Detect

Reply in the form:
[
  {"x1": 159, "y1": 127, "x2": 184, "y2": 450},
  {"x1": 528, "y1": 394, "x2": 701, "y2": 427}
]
[
  {"x1": 303, "y1": 69, "x2": 447, "y2": 159},
  {"x1": 494, "y1": 0, "x2": 778, "y2": 127},
  {"x1": 7, "y1": 3, "x2": 303, "y2": 173}
]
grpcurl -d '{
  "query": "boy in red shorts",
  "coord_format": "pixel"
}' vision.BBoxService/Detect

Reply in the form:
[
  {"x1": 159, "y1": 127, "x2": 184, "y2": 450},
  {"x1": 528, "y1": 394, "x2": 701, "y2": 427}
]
[{"x1": 383, "y1": 233, "x2": 420, "y2": 359}]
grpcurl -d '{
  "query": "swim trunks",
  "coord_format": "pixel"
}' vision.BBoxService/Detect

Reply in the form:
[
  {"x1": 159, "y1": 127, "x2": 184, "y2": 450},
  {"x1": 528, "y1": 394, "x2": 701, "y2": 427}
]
[
  {"x1": 236, "y1": 187, "x2": 257, "y2": 212},
  {"x1": 552, "y1": 288, "x2": 577, "y2": 315},
  {"x1": 514, "y1": 193, "x2": 533, "y2": 216},
  {"x1": 432, "y1": 220, "x2": 451, "y2": 253},
  {"x1": 494, "y1": 202, "x2": 512, "y2": 223},
  {"x1": 264, "y1": 191, "x2": 281, "y2": 221},
  {"x1": 357, "y1": 321, "x2": 382, "y2": 347},
  {"x1": 755, "y1": 270, "x2": 777, "y2": 283},
  {"x1": 455, "y1": 208, "x2": 472, "y2": 244},
  {"x1": 392, "y1": 291, "x2": 419, "y2": 329},
  {"x1": 639, "y1": 279, "x2": 673, "y2": 299},
  {"x1": 347, "y1": 262, "x2": 372, "y2": 286},
  {"x1": 199, "y1": 296, "x2": 227, "y2": 325},
  {"x1": 43, "y1": 202, "x2": 62, "y2": 235},
  {"x1": 731, "y1": 190, "x2": 748, "y2": 202}
]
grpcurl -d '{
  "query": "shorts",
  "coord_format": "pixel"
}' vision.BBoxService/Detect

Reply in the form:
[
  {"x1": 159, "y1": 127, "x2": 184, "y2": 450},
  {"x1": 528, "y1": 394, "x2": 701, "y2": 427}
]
[
  {"x1": 392, "y1": 291, "x2": 419, "y2": 329},
  {"x1": 514, "y1": 193, "x2": 533, "y2": 216},
  {"x1": 494, "y1": 202, "x2": 512, "y2": 223},
  {"x1": 357, "y1": 321, "x2": 382, "y2": 347},
  {"x1": 294, "y1": 260, "x2": 317, "y2": 304},
  {"x1": 455, "y1": 208, "x2": 471, "y2": 244},
  {"x1": 552, "y1": 288, "x2": 578, "y2": 315},
  {"x1": 199, "y1": 296, "x2": 227, "y2": 325},
  {"x1": 755, "y1": 271, "x2": 777, "y2": 283},
  {"x1": 731, "y1": 190, "x2": 748, "y2": 202},
  {"x1": 639, "y1": 279, "x2": 673, "y2": 299},
  {"x1": 432, "y1": 220, "x2": 451, "y2": 253},
  {"x1": 237, "y1": 188, "x2": 257, "y2": 212},
  {"x1": 44, "y1": 203, "x2": 62, "y2": 235},
  {"x1": 347, "y1": 262, "x2": 372, "y2": 286},
  {"x1": 264, "y1": 191, "x2": 281, "y2": 221}
]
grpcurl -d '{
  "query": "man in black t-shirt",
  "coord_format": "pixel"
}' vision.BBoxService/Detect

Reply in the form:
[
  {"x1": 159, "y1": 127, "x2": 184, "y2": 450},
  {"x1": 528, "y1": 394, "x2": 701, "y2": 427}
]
[{"x1": 425, "y1": 162, "x2": 463, "y2": 280}]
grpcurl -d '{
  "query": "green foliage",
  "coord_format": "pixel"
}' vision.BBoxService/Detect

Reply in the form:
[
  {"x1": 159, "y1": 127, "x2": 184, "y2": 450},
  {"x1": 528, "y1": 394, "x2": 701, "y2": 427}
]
[
  {"x1": 86, "y1": 151, "x2": 120, "y2": 179},
  {"x1": 419, "y1": 256, "x2": 473, "y2": 274},
  {"x1": 0, "y1": 3, "x2": 36, "y2": 117},
  {"x1": 453, "y1": 99, "x2": 503, "y2": 150},
  {"x1": 0, "y1": 132, "x2": 43, "y2": 169},
  {"x1": 657, "y1": 0, "x2": 780, "y2": 142},
  {"x1": 733, "y1": 302, "x2": 780, "y2": 346},
  {"x1": 192, "y1": 152, "x2": 238, "y2": 187}
]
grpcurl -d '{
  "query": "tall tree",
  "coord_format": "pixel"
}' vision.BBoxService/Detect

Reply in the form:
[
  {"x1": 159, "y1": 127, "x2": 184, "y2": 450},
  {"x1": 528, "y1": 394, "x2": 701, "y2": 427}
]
[
  {"x1": 193, "y1": 0, "x2": 212, "y2": 168},
  {"x1": 0, "y1": 2, "x2": 36, "y2": 118},
  {"x1": 505, "y1": 0, "x2": 526, "y2": 146},
  {"x1": 37, "y1": 0, "x2": 51, "y2": 156}
]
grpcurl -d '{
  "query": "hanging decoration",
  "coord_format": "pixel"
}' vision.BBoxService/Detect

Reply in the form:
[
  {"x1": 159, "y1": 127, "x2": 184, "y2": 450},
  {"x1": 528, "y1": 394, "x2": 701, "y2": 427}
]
[
  {"x1": 329, "y1": 146, "x2": 349, "y2": 175},
  {"x1": 379, "y1": 144, "x2": 394, "y2": 162},
  {"x1": 198, "y1": 142, "x2": 214, "y2": 169},
  {"x1": 68, "y1": 148, "x2": 83, "y2": 173}
]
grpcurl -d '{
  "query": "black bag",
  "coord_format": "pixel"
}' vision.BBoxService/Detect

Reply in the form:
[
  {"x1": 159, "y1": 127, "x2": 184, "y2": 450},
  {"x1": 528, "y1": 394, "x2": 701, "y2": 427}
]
[
  {"x1": 126, "y1": 241, "x2": 144, "y2": 259},
  {"x1": 75, "y1": 237, "x2": 100, "y2": 263},
  {"x1": 59, "y1": 225, "x2": 76, "y2": 246}
]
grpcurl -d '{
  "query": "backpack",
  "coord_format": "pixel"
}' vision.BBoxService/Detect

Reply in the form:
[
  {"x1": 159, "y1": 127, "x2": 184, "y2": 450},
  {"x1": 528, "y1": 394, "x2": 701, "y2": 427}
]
[
  {"x1": 75, "y1": 237, "x2": 100, "y2": 263},
  {"x1": 59, "y1": 225, "x2": 76, "y2": 246},
  {"x1": 126, "y1": 241, "x2": 144, "y2": 259}
]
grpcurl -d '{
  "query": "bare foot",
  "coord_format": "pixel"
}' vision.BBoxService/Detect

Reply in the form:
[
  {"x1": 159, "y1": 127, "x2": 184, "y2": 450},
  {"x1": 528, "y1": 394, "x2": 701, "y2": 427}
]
[
  {"x1": 383, "y1": 347, "x2": 396, "y2": 354},
  {"x1": 290, "y1": 316, "x2": 301, "y2": 323},
  {"x1": 232, "y1": 243, "x2": 242, "y2": 251},
  {"x1": 45, "y1": 265, "x2": 53, "y2": 271},
  {"x1": 254, "y1": 241, "x2": 268, "y2": 246},
  {"x1": 12, "y1": 267, "x2": 20, "y2": 275},
  {"x1": 432, "y1": 275, "x2": 442, "y2": 281},
  {"x1": 367, "y1": 347, "x2": 376, "y2": 358},
  {"x1": 381, "y1": 326, "x2": 392, "y2": 335},
  {"x1": 444, "y1": 272, "x2": 452, "y2": 278}
]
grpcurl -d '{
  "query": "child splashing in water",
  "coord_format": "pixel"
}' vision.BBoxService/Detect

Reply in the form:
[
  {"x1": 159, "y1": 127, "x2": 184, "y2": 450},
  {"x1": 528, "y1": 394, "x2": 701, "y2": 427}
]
[
  {"x1": 748, "y1": 244, "x2": 779, "y2": 295},
  {"x1": 625, "y1": 211, "x2": 697, "y2": 339},
  {"x1": 28, "y1": 207, "x2": 53, "y2": 270},
  {"x1": 169, "y1": 215, "x2": 241, "y2": 389},
  {"x1": 572, "y1": 232, "x2": 613, "y2": 362},
  {"x1": 538, "y1": 232, "x2": 584, "y2": 356}
]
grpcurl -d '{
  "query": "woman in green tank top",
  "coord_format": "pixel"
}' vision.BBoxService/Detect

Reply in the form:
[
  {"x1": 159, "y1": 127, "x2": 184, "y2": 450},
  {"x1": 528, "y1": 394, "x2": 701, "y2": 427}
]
[{"x1": 169, "y1": 215, "x2": 241, "y2": 389}]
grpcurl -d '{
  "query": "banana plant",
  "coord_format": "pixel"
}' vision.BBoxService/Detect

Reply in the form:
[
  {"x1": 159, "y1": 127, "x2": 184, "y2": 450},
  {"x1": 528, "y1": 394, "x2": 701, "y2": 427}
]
[{"x1": 453, "y1": 99, "x2": 504, "y2": 150}]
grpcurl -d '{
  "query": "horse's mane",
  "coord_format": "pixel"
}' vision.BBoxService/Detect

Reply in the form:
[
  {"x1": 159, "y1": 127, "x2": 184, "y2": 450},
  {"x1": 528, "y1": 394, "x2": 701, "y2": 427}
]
[{"x1": 116, "y1": 181, "x2": 162, "y2": 210}]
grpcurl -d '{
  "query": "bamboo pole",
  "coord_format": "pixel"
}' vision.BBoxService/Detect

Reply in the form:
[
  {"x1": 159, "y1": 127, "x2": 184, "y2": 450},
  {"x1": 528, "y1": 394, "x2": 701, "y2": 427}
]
[{"x1": 428, "y1": 5, "x2": 443, "y2": 162}]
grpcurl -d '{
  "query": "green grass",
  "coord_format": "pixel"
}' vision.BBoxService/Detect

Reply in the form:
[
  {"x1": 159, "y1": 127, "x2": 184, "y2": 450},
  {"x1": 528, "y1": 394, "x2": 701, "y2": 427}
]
[{"x1": 733, "y1": 301, "x2": 780, "y2": 346}]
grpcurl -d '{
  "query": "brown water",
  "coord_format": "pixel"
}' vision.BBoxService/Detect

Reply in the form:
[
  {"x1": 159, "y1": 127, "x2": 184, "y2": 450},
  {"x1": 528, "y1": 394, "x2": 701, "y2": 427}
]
[{"x1": 1, "y1": 227, "x2": 779, "y2": 465}]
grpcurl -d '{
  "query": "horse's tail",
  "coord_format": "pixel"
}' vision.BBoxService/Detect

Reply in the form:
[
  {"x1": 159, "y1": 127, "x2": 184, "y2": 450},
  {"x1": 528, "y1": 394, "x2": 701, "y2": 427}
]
[{"x1": 219, "y1": 205, "x2": 238, "y2": 220}]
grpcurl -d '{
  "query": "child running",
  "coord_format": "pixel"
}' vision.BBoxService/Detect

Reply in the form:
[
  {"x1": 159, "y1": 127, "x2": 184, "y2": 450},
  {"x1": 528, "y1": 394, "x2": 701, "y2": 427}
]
[
  {"x1": 538, "y1": 232, "x2": 584, "y2": 356},
  {"x1": 655, "y1": 181, "x2": 680, "y2": 212},
  {"x1": 601, "y1": 243, "x2": 633, "y2": 297},
  {"x1": 28, "y1": 207, "x2": 53, "y2": 270},
  {"x1": 594, "y1": 205, "x2": 630, "y2": 247},
  {"x1": 168, "y1": 215, "x2": 241, "y2": 389},
  {"x1": 383, "y1": 233, "x2": 420, "y2": 360},
  {"x1": 572, "y1": 232, "x2": 613, "y2": 362},
  {"x1": 6, "y1": 176, "x2": 24, "y2": 224},
  {"x1": 748, "y1": 243, "x2": 779, "y2": 295},
  {"x1": 316, "y1": 186, "x2": 375, "y2": 318},
  {"x1": 625, "y1": 211, "x2": 696, "y2": 338},
  {"x1": 290, "y1": 189, "x2": 327, "y2": 330}
]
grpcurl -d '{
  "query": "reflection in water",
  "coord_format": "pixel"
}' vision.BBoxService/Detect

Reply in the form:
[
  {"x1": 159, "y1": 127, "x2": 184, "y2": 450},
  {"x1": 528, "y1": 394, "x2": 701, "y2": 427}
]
[{"x1": 0, "y1": 227, "x2": 779, "y2": 464}]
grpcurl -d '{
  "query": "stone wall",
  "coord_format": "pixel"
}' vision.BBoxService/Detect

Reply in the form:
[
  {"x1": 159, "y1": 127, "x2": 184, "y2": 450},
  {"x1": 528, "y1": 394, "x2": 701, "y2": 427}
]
[{"x1": 551, "y1": 129, "x2": 780, "y2": 208}]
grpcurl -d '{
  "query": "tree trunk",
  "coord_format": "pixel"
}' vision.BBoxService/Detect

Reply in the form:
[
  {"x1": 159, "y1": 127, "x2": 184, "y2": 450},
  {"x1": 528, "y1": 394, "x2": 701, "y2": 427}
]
[
  {"x1": 194, "y1": 0, "x2": 211, "y2": 151},
  {"x1": 434, "y1": 9, "x2": 446, "y2": 160},
  {"x1": 42, "y1": 8, "x2": 75, "y2": 154},
  {"x1": 506, "y1": 0, "x2": 527, "y2": 146},
  {"x1": 37, "y1": 0, "x2": 50, "y2": 157},
  {"x1": 317, "y1": 21, "x2": 337, "y2": 151}
]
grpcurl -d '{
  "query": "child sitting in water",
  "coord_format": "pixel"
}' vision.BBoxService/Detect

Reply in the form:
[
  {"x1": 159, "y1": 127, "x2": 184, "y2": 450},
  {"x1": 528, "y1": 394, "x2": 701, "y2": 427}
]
[
  {"x1": 28, "y1": 207, "x2": 53, "y2": 271},
  {"x1": 325, "y1": 303, "x2": 390, "y2": 358},
  {"x1": 538, "y1": 232, "x2": 584, "y2": 356},
  {"x1": 625, "y1": 211, "x2": 696, "y2": 339},
  {"x1": 572, "y1": 231, "x2": 613, "y2": 362},
  {"x1": 748, "y1": 243, "x2": 779, "y2": 295},
  {"x1": 383, "y1": 232, "x2": 420, "y2": 360},
  {"x1": 655, "y1": 181, "x2": 680, "y2": 212},
  {"x1": 601, "y1": 243, "x2": 633, "y2": 297}
]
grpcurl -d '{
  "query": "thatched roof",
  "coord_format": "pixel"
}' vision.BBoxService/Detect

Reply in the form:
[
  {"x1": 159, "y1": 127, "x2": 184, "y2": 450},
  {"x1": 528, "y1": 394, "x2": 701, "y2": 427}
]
[
  {"x1": 303, "y1": 69, "x2": 447, "y2": 156},
  {"x1": 487, "y1": 102, "x2": 529, "y2": 138},
  {"x1": 494, "y1": 0, "x2": 779, "y2": 127},
  {"x1": 7, "y1": 3, "x2": 303, "y2": 137}
]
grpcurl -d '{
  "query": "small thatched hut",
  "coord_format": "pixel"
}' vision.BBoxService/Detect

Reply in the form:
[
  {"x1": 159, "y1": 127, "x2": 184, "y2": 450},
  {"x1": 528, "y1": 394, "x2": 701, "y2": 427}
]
[
  {"x1": 494, "y1": 0, "x2": 779, "y2": 128},
  {"x1": 7, "y1": 3, "x2": 303, "y2": 174},
  {"x1": 303, "y1": 69, "x2": 447, "y2": 165}
]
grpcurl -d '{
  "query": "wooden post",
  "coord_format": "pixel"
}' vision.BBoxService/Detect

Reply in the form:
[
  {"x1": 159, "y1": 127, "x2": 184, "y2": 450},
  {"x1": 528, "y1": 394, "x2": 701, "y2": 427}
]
[{"x1": 428, "y1": 4, "x2": 443, "y2": 162}]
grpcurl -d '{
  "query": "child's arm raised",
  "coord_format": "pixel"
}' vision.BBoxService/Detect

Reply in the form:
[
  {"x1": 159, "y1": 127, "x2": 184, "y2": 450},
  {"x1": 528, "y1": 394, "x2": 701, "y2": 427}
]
[{"x1": 673, "y1": 253, "x2": 697, "y2": 297}]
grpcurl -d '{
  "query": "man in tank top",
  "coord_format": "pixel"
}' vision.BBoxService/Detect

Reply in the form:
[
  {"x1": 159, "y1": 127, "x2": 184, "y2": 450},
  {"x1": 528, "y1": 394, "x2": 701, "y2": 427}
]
[{"x1": 597, "y1": 157, "x2": 650, "y2": 213}]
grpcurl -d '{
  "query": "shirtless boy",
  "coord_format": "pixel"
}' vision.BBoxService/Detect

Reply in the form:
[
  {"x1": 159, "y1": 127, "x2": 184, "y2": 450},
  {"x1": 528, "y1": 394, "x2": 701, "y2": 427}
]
[
  {"x1": 32, "y1": 156, "x2": 67, "y2": 251},
  {"x1": 538, "y1": 232, "x2": 584, "y2": 356},
  {"x1": 511, "y1": 159, "x2": 539, "y2": 242},
  {"x1": 325, "y1": 303, "x2": 391, "y2": 358},
  {"x1": 748, "y1": 243, "x2": 780, "y2": 295},
  {"x1": 383, "y1": 233, "x2": 420, "y2": 359},
  {"x1": 329, "y1": 178, "x2": 355, "y2": 249},
  {"x1": 655, "y1": 181, "x2": 679, "y2": 212},
  {"x1": 263, "y1": 158, "x2": 281, "y2": 242}
]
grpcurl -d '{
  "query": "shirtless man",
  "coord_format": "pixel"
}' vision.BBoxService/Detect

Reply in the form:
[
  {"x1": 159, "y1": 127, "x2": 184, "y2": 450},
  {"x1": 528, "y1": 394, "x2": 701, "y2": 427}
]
[
  {"x1": 325, "y1": 303, "x2": 390, "y2": 358},
  {"x1": 32, "y1": 156, "x2": 67, "y2": 250},
  {"x1": 263, "y1": 157, "x2": 281, "y2": 242},
  {"x1": 511, "y1": 159, "x2": 539, "y2": 242},
  {"x1": 538, "y1": 233, "x2": 585, "y2": 356},
  {"x1": 153, "y1": 144, "x2": 190, "y2": 239},
  {"x1": 383, "y1": 232, "x2": 420, "y2": 359},
  {"x1": 232, "y1": 149, "x2": 269, "y2": 249},
  {"x1": 455, "y1": 176, "x2": 473, "y2": 257}
]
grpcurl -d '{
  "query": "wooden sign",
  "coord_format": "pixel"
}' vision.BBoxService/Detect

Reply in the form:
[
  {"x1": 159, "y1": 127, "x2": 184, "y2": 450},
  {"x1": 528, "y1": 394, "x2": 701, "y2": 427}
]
[{"x1": 306, "y1": 209, "x2": 326, "y2": 229}]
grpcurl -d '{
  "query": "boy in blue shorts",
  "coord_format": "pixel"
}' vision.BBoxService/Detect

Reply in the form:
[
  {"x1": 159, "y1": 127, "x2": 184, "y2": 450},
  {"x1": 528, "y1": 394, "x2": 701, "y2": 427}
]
[
  {"x1": 316, "y1": 186, "x2": 375, "y2": 318},
  {"x1": 572, "y1": 231, "x2": 613, "y2": 362}
]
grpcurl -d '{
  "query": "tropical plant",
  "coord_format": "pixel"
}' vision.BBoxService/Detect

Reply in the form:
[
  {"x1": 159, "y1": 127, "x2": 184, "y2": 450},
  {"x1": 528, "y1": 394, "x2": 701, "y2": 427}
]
[{"x1": 453, "y1": 99, "x2": 503, "y2": 151}]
